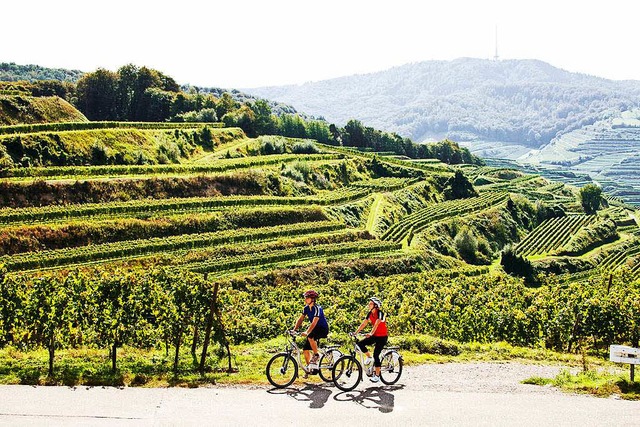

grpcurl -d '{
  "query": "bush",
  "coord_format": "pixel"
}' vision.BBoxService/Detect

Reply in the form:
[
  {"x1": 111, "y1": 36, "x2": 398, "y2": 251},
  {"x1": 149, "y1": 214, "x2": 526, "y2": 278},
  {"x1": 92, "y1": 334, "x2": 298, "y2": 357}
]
[
  {"x1": 82, "y1": 367, "x2": 125, "y2": 387},
  {"x1": 130, "y1": 373, "x2": 149, "y2": 386},
  {"x1": 394, "y1": 335, "x2": 460, "y2": 356},
  {"x1": 18, "y1": 367, "x2": 41, "y2": 385},
  {"x1": 291, "y1": 141, "x2": 320, "y2": 154},
  {"x1": 60, "y1": 366, "x2": 83, "y2": 386},
  {"x1": 455, "y1": 226, "x2": 478, "y2": 263},
  {"x1": 258, "y1": 136, "x2": 287, "y2": 155},
  {"x1": 500, "y1": 245, "x2": 538, "y2": 286}
]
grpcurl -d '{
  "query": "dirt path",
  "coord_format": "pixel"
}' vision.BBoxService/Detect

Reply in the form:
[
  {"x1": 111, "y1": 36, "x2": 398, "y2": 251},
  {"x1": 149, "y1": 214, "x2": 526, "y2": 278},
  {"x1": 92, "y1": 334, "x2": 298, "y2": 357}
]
[
  {"x1": 365, "y1": 193, "x2": 384, "y2": 233},
  {"x1": 0, "y1": 362, "x2": 637, "y2": 426}
]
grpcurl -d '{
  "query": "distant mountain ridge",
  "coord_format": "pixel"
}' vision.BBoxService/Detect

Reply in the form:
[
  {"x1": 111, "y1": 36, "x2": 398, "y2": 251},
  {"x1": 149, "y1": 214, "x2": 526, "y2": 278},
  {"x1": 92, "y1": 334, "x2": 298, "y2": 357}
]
[{"x1": 245, "y1": 58, "x2": 640, "y2": 147}]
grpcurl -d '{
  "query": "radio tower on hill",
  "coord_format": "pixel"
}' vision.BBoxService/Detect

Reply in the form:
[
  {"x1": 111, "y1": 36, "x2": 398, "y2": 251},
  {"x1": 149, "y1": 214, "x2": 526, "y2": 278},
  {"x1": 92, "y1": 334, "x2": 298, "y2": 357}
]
[{"x1": 493, "y1": 25, "x2": 499, "y2": 61}]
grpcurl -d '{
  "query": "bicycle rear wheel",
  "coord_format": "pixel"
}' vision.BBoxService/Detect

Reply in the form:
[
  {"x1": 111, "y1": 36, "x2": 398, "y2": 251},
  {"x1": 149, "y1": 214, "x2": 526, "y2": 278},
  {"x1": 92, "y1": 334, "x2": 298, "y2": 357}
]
[
  {"x1": 332, "y1": 355, "x2": 362, "y2": 392},
  {"x1": 266, "y1": 353, "x2": 298, "y2": 388},
  {"x1": 379, "y1": 351, "x2": 402, "y2": 385},
  {"x1": 319, "y1": 349, "x2": 342, "y2": 382}
]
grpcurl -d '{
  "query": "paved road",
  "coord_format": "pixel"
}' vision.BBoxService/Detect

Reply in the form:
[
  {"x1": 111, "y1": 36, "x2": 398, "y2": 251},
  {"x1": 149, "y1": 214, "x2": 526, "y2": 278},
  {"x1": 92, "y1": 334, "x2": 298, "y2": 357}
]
[{"x1": 0, "y1": 363, "x2": 637, "y2": 426}]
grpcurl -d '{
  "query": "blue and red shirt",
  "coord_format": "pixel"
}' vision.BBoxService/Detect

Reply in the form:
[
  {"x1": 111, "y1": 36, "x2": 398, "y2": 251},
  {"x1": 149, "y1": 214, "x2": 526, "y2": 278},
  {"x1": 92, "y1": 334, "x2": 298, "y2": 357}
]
[
  {"x1": 366, "y1": 309, "x2": 388, "y2": 337},
  {"x1": 303, "y1": 304, "x2": 329, "y2": 330}
]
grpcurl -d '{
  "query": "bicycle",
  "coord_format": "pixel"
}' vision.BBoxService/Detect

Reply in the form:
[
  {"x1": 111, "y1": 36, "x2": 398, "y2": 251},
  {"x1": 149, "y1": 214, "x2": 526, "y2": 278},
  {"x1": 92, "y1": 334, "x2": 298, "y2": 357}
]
[
  {"x1": 266, "y1": 330, "x2": 343, "y2": 388},
  {"x1": 331, "y1": 333, "x2": 403, "y2": 391}
]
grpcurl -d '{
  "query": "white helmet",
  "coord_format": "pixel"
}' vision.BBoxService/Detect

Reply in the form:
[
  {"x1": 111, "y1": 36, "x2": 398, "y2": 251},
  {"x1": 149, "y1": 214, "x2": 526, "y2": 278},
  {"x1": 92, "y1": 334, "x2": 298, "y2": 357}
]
[{"x1": 369, "y1": 297, "x2": 382, "y2": 309}]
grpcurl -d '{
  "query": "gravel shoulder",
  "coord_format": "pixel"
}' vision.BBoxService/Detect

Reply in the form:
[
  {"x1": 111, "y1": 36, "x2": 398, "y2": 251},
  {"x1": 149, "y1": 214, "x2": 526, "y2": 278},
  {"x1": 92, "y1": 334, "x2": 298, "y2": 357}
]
[{"x1": 403, "y1": 361, "x2": 572, "y2": 394}]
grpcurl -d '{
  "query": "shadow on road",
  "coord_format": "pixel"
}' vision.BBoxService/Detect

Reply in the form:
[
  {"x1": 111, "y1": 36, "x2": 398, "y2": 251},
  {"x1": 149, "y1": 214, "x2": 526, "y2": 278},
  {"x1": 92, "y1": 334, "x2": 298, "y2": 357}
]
[
  {"x1": 267, "y1": 383, "x2": 333, "y2": 408},
  {"x1": 333, "y1": 385, "x2": 405, "y2": 413}
]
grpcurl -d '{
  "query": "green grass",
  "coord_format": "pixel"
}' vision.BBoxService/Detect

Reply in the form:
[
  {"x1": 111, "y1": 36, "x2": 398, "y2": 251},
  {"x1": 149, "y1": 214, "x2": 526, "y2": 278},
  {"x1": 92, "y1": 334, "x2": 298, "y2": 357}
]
[
  {"x1": 522, "y1": 368, "x2": 640, "y2": 400},
  {"x1": 0, "y1": 334, "x2": 605, "y2": 389}
]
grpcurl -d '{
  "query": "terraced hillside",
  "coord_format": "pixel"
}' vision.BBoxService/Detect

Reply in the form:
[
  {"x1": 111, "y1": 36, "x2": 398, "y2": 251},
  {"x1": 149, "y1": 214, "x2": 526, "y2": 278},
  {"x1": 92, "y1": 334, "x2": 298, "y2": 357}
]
[
  {"x1": 520, "y1": 109, "x2": 640, "y2": 206},
  {"x1": 3, "y1": 119, "x2": 636, "y2": 278},
  {"x1": 1, "y1": 117, "x2": 639, "y2": 384},
  {"x1": 514, "y1": 215, "x2": 596, "y2": 257}
]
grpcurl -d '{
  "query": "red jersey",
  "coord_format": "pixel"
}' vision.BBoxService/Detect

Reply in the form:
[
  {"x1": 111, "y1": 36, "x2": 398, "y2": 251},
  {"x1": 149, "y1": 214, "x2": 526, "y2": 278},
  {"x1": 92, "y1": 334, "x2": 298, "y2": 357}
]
[{"x1": 366, "y1": 309, "x2": 388, "y2": 337}]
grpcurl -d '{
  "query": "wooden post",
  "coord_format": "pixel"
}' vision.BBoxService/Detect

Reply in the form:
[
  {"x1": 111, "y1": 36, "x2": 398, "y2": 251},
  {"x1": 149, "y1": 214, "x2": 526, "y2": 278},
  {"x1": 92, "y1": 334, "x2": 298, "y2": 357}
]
[
  {"x1": 632, "y1": 365, "x2": 635, "y2": 382},
  {"x1": 211, "y1": 284, "x2": 233, "y2": 373},
  {"x1": 607, "y1": 274, "x2": 613, "y2": 294},
  {"x1": 198, "y1": 283, "x2": 217, "y2": 375}
]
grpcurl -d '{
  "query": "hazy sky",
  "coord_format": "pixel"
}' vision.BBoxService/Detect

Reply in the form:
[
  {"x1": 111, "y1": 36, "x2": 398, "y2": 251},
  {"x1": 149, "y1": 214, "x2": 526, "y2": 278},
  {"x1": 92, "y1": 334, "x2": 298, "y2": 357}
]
[{"x1": 3, "y1": 0, "x2": 639, "y2": 88}]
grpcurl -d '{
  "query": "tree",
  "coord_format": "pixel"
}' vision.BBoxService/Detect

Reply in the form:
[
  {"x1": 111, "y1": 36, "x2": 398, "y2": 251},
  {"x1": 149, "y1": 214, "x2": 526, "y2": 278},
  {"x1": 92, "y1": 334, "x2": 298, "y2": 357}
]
[
  {"x1": 0, "y1": 267, "x2": 23, "y2": 347},
  {"x1": 222, "y1": 105, "x2": 256, "y2": 136},
  {"x1": 25, "y1": 276, "x2": 75, "y2": 376},
  {"x1": 131, "y1": 67, "x2": 164, "y2": 120},
  {"x1": 500, "y1": 245, "x2": 538, "y2": 286},
  {"x1": 250, "y1": 99, "x2": 276, "y2": 135},
  {"x1": 579, "y1": 184, "x2": 602, "y2": 214},
  {"x1": 306, "y1": 120, "x2": 332, "y2": 143},
  {"x1": 92, "y1": 273, "x2": 154, "y2": 373},
  {"x1": 216, "y1": 93, "x2": 238, "y2": 120},
  {"x1": 443, "y1": 170, "x2": 477, "y2": 200},
  {"x1": 455, "y1": 226, "x2": 478, "y2": 263},
  {"x1": 344, "y1": 119, "x2": 365, "y2": 147},
  {"x1": 75, "y1": 68, "x2": 119, "y2": 120},
  {"x1": 278, "y1": 114, "x2": 307, "y2": 139},
  {"x1": 139, "y1": 88, "x2": 175, "y2": 121},
  {"x1": 116, "y1": 64, "x2": 139, "y2": 120}
]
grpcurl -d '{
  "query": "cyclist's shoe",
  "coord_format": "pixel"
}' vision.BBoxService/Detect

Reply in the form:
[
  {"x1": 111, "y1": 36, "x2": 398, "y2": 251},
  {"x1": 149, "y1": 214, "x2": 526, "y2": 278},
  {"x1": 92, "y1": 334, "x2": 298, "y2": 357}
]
[
  {"x1": 364, "y1": 356, "x2": 373, "y2": 366},
  {"x1": 370, "y1": 374, "x2": 380, "y2": 383},
  {"x1": 308, "y1": 354, "x2": 320, "y2": 370}
]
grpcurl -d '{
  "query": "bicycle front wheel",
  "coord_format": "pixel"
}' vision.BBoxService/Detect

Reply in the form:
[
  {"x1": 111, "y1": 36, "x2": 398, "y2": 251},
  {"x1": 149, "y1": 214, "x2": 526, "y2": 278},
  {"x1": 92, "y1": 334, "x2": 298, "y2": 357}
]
[
  {"x1": 379, "y1": 351, "x2": 403, "y2": 385},
  {"x1": 332, "y1": 355, "x2": 362, "y2": 392},
  {"x1": 266, "y1": 353, "x2": 298, "y2": 388}
]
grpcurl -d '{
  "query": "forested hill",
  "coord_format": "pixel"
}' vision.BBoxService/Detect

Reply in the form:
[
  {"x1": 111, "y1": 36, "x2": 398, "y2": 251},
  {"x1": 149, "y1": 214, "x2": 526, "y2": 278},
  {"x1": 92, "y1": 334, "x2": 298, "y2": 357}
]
[
  {"x1": 1, "y1": 62, "x2": 305, "y2": 119},
  {"x1": 245, "y1": 58, "x2": 640, "y2": 147},
  {"x1": 0, "y1": 62, "x2": 84, "y2": 83}
]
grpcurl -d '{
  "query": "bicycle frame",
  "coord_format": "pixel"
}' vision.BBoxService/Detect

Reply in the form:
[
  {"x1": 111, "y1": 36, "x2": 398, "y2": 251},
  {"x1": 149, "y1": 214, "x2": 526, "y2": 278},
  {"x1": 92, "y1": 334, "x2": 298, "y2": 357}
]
[
  {"x1": 282, "y1": 331, "x2": 309, "y2": 374},
  {"x1": 266, "y1": 330, "x2": 342, "y2": 388},
  {"x1": 347, "y1": 333, "x2": 395, "y2": 376},
  {"x1": 331, "y1": 333, "x2": 403, "y2": 391}
]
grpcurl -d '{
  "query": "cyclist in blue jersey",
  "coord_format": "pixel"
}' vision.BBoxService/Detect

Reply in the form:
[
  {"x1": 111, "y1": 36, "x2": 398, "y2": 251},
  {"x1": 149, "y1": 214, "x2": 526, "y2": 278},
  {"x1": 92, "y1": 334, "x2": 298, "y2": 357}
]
[{"x1": 292, "y1": 289, "x2": 329, "y2": 371}]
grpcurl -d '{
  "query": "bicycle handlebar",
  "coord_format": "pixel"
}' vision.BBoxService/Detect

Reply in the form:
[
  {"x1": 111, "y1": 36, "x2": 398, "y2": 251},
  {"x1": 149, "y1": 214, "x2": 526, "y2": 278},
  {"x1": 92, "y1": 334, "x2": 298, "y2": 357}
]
[{"x1": 348, "y1": 332, "x2": 368, "y2": 339}]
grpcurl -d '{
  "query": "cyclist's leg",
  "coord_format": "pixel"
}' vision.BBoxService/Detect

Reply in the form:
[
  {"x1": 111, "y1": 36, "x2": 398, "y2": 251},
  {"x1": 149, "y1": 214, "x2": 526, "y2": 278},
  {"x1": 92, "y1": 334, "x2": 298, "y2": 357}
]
[
  {"x1": 302, "y1": 338, "x2": 312, "y2": 365},
  {"x1": 308, "y1": 337, "x2": 318, "y2": 358},
  {"x1": 308, "y1": 328, "x2": 327, "y2": 364},
  {"x1": 357, "y1": 336, "x2": 375, "y2": 358},
  {"x1": 373, "y1": 336, "x2": 388, "y2": 376}
]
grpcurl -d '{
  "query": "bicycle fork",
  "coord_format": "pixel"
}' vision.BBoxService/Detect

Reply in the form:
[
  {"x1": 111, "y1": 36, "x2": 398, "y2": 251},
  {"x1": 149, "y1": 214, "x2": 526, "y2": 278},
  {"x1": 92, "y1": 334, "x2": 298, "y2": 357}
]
[{"x1": 280, "y1": 349, "x2": 295, "y2": 375}]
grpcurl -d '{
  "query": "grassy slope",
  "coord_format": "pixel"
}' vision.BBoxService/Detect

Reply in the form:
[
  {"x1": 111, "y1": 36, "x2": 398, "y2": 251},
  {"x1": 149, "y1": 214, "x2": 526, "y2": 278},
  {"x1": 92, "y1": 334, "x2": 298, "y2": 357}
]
[{"x1": 0, "y1": 95, "x2": 87, "y2": 125}]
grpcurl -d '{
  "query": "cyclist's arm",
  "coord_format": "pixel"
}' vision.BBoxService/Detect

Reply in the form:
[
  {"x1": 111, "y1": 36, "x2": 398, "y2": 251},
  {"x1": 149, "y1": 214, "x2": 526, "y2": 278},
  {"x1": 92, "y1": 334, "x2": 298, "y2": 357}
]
[
  {"x1": 305, "y1": 316, "x2": 319, "y2": 335},
  {"x1": 354, "y1": 318, "x2": 369, "y2": 334},
  {"x1": 368, "y1": 319, "x2": 381, "y2": 337},
  {"x1": 293, "y1": 314, "x2": 305, "y2": 331}
]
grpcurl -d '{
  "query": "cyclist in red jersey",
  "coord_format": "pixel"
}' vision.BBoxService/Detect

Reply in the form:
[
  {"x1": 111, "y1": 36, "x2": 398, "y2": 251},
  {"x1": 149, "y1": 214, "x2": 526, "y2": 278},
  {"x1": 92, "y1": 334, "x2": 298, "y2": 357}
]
[{"x1": 353, "y1": 297, "x2": 388, "y2": 383}]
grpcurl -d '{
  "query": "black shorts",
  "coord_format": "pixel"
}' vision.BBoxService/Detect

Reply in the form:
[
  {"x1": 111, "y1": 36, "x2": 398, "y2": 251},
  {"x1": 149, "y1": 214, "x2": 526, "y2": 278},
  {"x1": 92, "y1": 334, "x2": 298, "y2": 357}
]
[{"x1": 303, "y1": 327, "x2": 328, "y2": 350}]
